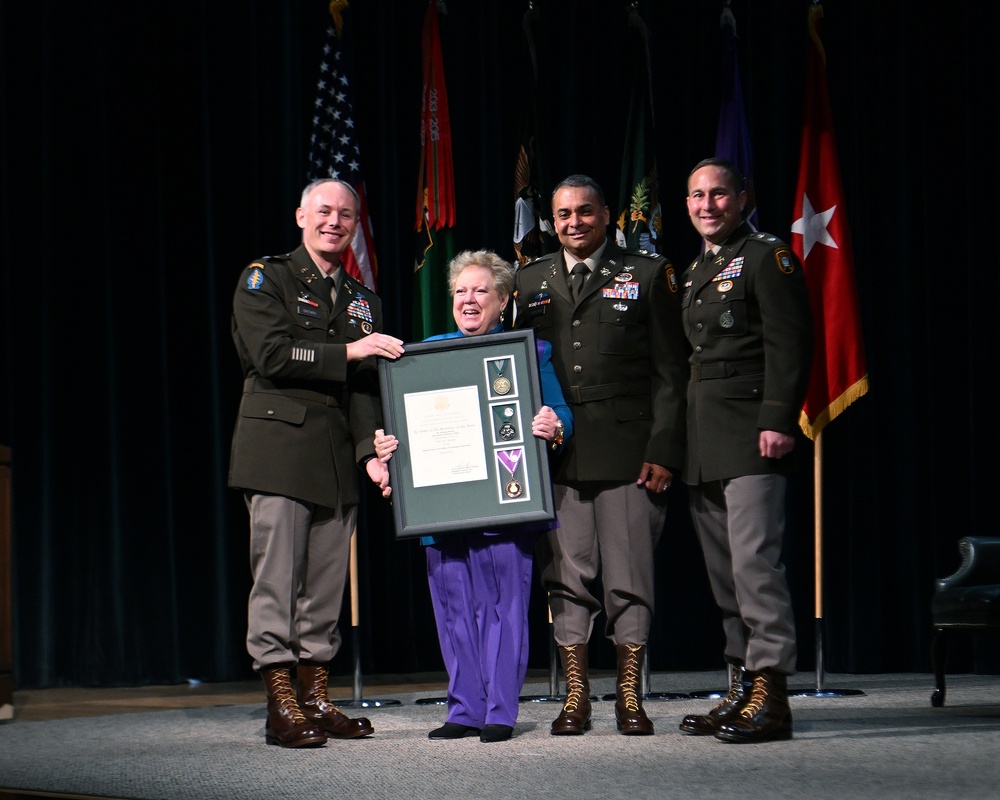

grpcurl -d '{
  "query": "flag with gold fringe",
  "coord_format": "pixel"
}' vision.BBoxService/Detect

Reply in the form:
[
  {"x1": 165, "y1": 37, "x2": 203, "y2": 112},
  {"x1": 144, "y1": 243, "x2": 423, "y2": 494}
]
[
  {"x1": 307, "y1": 0, "x2": 378, "y2": 290},
  {"x1": 615, "y1": 4, "x2": 660, "y2": 253},
  {"x1": 792, "y1": 3, "x2": 869, "y2": 439},
  {"x1": 413, "y1": 0, "x2": 456, "y2": 340}
]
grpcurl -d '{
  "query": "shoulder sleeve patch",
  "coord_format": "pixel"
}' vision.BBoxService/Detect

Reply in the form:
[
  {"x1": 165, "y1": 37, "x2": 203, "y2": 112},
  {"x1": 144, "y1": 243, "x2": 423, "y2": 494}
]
[
  {"x1": 664, "y1": 264, "x2": 678, "y2": 293},
  {"x1": 774, "y1": 248, "x2": 795, "y2": 274},
  {"x1": 246, "y1": 266, "x2": 265, "y2": 290}
]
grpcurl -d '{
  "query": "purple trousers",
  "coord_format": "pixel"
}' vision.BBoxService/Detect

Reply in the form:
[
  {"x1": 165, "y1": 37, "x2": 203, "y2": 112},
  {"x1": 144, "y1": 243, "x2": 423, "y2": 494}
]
[{"x1": 426, "y1": 530, "x2": 536, "y2": 728}]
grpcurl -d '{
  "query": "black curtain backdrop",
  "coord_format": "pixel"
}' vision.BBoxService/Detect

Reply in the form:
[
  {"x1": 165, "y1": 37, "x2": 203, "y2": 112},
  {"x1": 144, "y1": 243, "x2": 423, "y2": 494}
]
[{"x1": 2, "y1": 0, "x2": 998, "y2": 689}]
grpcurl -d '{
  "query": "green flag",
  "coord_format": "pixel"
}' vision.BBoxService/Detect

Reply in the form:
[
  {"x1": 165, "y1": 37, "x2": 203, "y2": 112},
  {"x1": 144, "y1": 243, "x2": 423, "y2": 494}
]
[
  {"x1": 615, "y1": 5, "x2": 661, "y2": 253},
  {"x1": 512, "y1": 1, "x2": 554, "y2": 267}
]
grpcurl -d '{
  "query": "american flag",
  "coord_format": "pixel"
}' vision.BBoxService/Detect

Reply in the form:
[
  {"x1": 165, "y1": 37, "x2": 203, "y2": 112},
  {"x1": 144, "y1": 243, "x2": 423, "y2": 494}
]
[{"x1": 307, "y1": 14, "x2": 378, "y2": 290}]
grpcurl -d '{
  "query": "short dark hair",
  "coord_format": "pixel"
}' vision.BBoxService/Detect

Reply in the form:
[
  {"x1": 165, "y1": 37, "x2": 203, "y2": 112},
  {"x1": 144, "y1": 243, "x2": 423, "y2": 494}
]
[
  {"x1": 687, "y1": 158, "x2": 744, "y2": 195},
  {"x1": 552, "y1": 174, "x2": 607, "y2": 208}
]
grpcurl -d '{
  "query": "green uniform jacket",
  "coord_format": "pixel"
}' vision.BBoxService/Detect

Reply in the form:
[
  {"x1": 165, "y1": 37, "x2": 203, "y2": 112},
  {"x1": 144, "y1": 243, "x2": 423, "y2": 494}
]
[
  {"x1": 681, "y1": 222, "x2": 814, "y2": 483},
  {"x1": 228, "y1": 245, "x2": 383, "y2": 510},
  {"x1": 513, "y1": 240, "x2": 687, "y2": 483}
]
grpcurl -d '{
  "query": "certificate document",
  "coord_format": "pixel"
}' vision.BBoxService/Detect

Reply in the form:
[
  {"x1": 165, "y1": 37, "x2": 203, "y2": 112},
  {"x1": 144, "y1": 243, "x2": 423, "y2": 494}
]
[
  {"x1": 378, "y1": 329, "x2": 554, "y2": 539},
  {"x1": 403, "y1": 385, "x2": 488, "y2": 487}
]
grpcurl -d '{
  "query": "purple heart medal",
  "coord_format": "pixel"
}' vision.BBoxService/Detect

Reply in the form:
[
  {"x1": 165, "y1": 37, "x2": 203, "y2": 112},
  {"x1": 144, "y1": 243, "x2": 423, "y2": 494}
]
[{"x1": 497, "y1": 448, "x2": 524, "y2": 498}]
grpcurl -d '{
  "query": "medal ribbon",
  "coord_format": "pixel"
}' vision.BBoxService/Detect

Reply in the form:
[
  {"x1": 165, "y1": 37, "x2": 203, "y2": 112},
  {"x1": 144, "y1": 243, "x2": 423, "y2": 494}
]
[{"x1": 497, "y1": 448, "x2": 523, "y2": 477}]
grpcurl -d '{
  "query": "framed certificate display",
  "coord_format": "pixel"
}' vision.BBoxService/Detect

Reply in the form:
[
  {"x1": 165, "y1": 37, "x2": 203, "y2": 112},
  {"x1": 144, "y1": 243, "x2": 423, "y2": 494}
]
[{"x1": 377, "y1": 328, "x2": 555, "y2": 539}]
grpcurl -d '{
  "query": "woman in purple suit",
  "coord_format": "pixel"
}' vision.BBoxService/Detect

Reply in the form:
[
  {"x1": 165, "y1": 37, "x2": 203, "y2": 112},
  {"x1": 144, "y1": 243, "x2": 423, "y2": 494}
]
[{"x1": 375, "y1": 250, "x2": 572, "y2": 743}]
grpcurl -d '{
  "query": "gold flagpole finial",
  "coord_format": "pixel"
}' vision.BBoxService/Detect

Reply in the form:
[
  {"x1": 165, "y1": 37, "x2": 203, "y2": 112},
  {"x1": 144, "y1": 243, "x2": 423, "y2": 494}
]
[{"x1": 328, "y1": 0, "x2": 348, "y2": 38}]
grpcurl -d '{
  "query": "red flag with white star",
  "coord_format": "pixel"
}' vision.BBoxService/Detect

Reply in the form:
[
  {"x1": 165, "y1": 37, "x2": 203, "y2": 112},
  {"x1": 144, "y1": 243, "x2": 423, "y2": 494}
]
[{"x1": 792, "y1": 4, "x2": 869, "y2": 440}]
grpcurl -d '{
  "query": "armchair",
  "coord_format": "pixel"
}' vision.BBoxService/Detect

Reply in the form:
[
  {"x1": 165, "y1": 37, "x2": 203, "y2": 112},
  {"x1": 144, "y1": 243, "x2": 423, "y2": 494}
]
[{"x1": 930, "y1": 536, "x2": 1000, "y2": 707}]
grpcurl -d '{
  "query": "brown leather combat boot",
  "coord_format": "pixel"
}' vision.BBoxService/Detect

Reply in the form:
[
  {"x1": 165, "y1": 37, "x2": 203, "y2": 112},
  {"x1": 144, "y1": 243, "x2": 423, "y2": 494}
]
[
  {"x1": 614, "y1": 644, "x2": 654, "y2": 735},
  {"x1": 550, "y1": 644, "x2": 592, "y2": 735},
  {"x1": 714, "y1": 668, "x2": 793, "y2": 743},
  {"x1": 261, "y1": 665, "x2": 327, "y2": 748},
  {"x1": 297, "y1": 661, "x2": 374, "y2": 739},
  {"x1": 679, "y1": 660, "x2": 747, "y2": 735}
]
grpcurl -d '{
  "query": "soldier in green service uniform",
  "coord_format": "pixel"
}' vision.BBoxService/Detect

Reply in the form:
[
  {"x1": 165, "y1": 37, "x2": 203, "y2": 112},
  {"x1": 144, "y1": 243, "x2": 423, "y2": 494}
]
[
  {"x1": 513, "y1": 174, "x2": 688, "y2": 737},
  {"x1": 229, "y1": 179, "x2": 404, "y2": 748},
  {"x1": 677, "y1": 158, "x2": 813, "y2": 744}
]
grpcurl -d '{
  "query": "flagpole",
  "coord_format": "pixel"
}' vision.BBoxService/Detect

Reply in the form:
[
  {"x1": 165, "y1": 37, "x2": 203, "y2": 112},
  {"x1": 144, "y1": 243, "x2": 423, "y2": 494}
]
[
  {"x1": 519, "y1": 602, "x2": 567, "y2": 703},
  {"x1": 789, "y1": 432, "x2": 863, "y2": 699},
  {"x1": 332, "y1": 528, "x2": 401, "y2": 708},
  {"x1": 815, "y1": 432, "x2": 824, "y2": 689}
]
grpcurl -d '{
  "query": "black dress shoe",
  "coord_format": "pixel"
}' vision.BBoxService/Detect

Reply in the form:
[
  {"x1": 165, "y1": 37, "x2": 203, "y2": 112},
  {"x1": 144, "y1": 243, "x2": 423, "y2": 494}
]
[
  {"x1": 480, "y1": 724, "x2": 513, "y2": 742},
  {"x1": 428, "y1": 722, "x2": 481, "y2": 740}
]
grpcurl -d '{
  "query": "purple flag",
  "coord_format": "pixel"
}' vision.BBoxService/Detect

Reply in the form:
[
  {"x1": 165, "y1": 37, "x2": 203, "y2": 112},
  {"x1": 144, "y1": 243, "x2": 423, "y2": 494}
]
[{"x1": 714, "y1": 6, "x2": 757, "y2": 229}]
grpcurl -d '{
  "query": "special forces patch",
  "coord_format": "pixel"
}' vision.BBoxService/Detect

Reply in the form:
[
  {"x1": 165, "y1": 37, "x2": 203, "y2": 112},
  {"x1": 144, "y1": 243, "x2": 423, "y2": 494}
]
[
  {"x1": 246, "y1": 266, "x2": 265, "y2": 290},
  {"x1": 775, "y1": 248, "x2": 795, "y2": 274}
]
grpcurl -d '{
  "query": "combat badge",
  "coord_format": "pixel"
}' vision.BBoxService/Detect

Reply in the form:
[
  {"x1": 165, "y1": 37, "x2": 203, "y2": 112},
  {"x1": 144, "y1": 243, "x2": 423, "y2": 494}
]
[{"x1": 775, "y1": 248, "x2": 795, "y2": 274}]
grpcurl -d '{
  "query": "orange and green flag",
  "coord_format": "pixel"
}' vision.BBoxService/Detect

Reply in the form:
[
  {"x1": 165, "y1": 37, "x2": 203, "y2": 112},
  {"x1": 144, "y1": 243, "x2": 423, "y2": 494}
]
[{"x1": 413, "y1": 0, "x2": 456, "y2": 340}]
